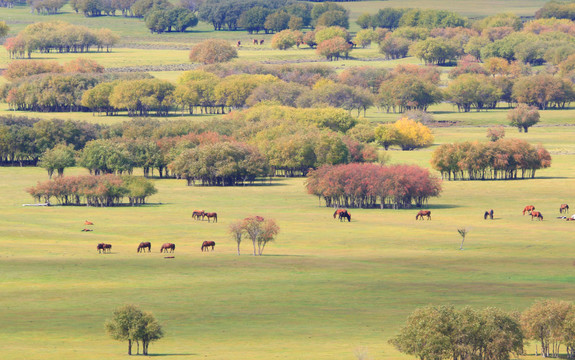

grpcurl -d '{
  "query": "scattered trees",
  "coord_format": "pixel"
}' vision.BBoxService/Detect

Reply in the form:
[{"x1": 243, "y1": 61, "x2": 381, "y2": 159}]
[
  {"x1": 507, "y1": 104, "x2": 540, "y2": 133},
  {"x1": 189, "y1": 39, "x2": 238, "y2": 65},
  {"x1": 229, "y1": 216, "x2": 280, "y2": 255},
  {"x1": 105, "y1": 305, "x2": 164, "y2": 356},
  {"x1": 306, "y1": 163, "x2": 442, "y2": 209}
]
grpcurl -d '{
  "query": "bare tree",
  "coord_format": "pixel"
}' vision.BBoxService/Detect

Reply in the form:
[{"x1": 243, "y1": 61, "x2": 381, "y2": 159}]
[
  {"x1": 458, "y1": 228, "x2": 469, "y2": 250},
  {"x1": 229, "y1": 221, "x2": 244, "y2": 255}
]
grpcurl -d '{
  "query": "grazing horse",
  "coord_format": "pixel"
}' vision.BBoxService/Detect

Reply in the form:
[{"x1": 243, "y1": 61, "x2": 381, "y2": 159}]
[
  {"x1": 160, "y1": 243, "x2": 175, "y2": 253},
  {"x1": 560, "y1": 204, "x2": 570, "y2": 214},
  {"x1": 82, "y1": 228, "x2": 93, "y2": 232},
  {"x1": 253, "y1": 39, "x2": 258, "y2": 45},
  {"x1": 523, "y1": 205, "x2": 535, "y2": 215},
  {"x1": 192, "y1": 210, "x2": 205, "y2": 220},
  {"x1": 259, "y1": 39, "x2": 264, "y2": 45},
  {"x1": 237, "y1": 40, "x2": 241, "y2": 47},
  {"x1": 201, "y1": 240, "x2": 216, "y2": 252},
  {"x1": 137, "y1": 242, "x2": 151, "y2": 253},
  {"x1": 333, "y1": 209, "x2": 347, "y2": 219},
  {"x1": 338, "y1": 210, "x2": 351, "y2": 222},
  {"x1": 484, "y1": 209, "x2": 494, "y2": 220},
  {"x1": 103, "y1": 244, "x2": 112, "y2": 253},
  {"x1": 97, "y1": 243, "x2": 105, "y2": 253},
  {"x1": 85, "y1": 220, "x2": 94, "y2": 225},
  {"x1": 204, "y1": 212, "x2": 218, "y2": 223},
  {"x1": 416, "y1": 210, "x2": 431, "y2": 220},
  {"x1": 531, "y1": 211, "x2": 543, "y2": 221}
]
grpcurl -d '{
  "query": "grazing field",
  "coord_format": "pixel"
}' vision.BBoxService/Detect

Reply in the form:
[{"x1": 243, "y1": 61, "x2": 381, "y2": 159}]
[{"x1": 1, "y1": 125, "x2": 575, "y2": 359}]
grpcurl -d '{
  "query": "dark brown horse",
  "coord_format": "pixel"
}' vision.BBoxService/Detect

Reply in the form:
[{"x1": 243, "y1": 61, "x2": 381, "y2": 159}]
[
  {"x1": 103, "y1": 244, "x2": 112, "y2": 253},
  {"x1": 97, "y1": 243, "x2": 105, "y2": 253},
  {"x1": 259, "y1": 39, "x2": 264, "y2": 45},
  {"x1": 201, "y1": 240, "x2": 216, "y2": 252},
  {"x1": 192, "y1": 210, "x2": 205, "y2": 220},
  {"x1": 531, "y1": 211, "x2": 543, "y2": 221},
  {"x1": 523, "y1": 205, "x2": 535, "y2": 215},
  {"x1": 416, "y1": 210, "x2": 431, "y2": 220},
  {"x1": 204, "y1": 212, "x2": 217, "y2": 223},
  {"x1": 137, "y1": 242, "x2": 151, "y2": 253},
  {"x1": 560, "y1": 204, "x2": 570, "y2": 214},
  {"x1": 236, "y1": 40, "x2": 241, "y2": 47},
  {"x1": 338, "y1": 210, "x2": 351, "y2": 222},
  {"x1": 484, "y1": 209, "x2": 494, "y2": 220},
  {"x1": 160, "y1": 243, "x2": 175, "y2": 253}
]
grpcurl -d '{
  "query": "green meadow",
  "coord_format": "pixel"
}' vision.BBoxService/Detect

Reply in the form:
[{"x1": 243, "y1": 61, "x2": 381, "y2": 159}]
[{"x1": 2, "y1": 0, "x2": 575, "y2": 358}]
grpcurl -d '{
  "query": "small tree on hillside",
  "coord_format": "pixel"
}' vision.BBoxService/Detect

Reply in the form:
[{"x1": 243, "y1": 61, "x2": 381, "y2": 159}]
[
  {"x1": 38, "y1": 144, "x2": 76, "y2": 179},
  {"x1": 508, "y1": 103, "x2": 540, "y2": 133}
]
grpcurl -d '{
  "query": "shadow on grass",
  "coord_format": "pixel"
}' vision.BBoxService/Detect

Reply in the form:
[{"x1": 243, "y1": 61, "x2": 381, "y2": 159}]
[{"x1": 146, "y1": 353, "x2": 198, "y2": 357}]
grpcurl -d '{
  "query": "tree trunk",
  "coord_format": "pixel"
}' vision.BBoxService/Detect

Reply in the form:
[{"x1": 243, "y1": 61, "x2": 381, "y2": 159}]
[{"x1": 128, "y1": 339, "x2": 132, "y2": 355}]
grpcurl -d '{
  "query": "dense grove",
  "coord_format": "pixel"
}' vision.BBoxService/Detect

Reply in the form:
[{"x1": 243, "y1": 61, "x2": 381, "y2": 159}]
[
  {"x1": 306, "y1": 163, "x2": 442, "y2": 209},
  {"x1": 430, "y1": 139, "x2": 552, "y2": 180},
  {"x1": 27, "y1": 174, "x2": 157, "y2": 206}
]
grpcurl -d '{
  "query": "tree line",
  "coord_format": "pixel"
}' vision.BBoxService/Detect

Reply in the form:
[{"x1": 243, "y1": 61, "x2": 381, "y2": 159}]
[
  {"x1": 392, "y1": 299, "x2": 575, "y2": 360},
  {"x1": 27, "y1": 174, "x2": 157, "y2": 206},
  {"x1": 306, "y1": 163, "x2": 442, "y2": 209},
  {"x1": 4, "y1": 21, "x2": 119, "y2": 59},
  {"x1": 430, "y1": 138, "x2": 552, "y2": 180}
]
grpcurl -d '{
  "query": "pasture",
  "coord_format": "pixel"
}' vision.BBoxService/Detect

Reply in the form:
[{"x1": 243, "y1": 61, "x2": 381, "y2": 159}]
[
  {"x1": 1, "y1": 0, "x2": 575, "y2": 358},
  {"x1": 1, "y1": 125, "x2": 575, "y2": 359}
]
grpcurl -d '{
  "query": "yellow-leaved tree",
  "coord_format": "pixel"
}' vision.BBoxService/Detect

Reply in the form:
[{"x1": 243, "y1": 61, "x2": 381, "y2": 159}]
[{"x1": 375, "y1": 117, "x2": 434, "y2": 150}]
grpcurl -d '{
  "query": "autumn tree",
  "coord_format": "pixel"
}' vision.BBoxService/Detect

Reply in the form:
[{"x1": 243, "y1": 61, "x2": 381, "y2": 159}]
[
  {"x1": 507, "y1": 104, "x2": 540, "y2": 133},
  {"x1": 374, "y1": 118, "x2": 434, "y2": 151},
  {"x1": 522, "y1": 300, "x2": 572, "y2": 358},
  {"x1": 379, "y1": 34, "x2": 411, "y2": 60},
  {"x1": 445, "y1": 74, "x2": 502, "y2": 112},
  {"x1": 3, "y1": 60, "x2": 63, "y2": 81},
  {"x1": 242, "y1": 216, "x2": 280, "y2": 256},
  {"x1": 353, "y1": 29, "x2": 377, "y2": 48},
  {"x1": 189, "y1": 39, "x2": 238, "y2": 65},
  {"x1": 316, "y1": 37, "x2": 352, "y2": 61},
  {"x1": 214, "y1": 74, "x2": 279, "y2": 109},
  {"x1": 271, "y1": 29, "x2": 302, "y2": 50},
  {"x1": 410, "y1": 37, "x2": 459, "y2": 65},
  {"x1": 512, "y1": 74, "x2": 575, "y2": 109},
  {"x1": 378, "y1": 74, "x2": 443, "y2": 112},
  {"x1": 63, "y1": 58, "x2": 105, "y2": 73},
  {"x1": 486, "y1": 126, "x2": 505, "y2": 142}
]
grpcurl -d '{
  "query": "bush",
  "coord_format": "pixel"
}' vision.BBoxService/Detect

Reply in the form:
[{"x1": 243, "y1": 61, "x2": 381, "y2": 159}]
[{"x1": 189, "y1": 39, "x2": 238, "y2": 65}]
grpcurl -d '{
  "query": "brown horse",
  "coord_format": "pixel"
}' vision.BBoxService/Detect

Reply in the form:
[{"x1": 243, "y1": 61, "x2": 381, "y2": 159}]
[
  {"x1": 560, "y1": 204, "x2": 570, "y2": 214},
  {"x1": 97, "y1": 243, "x2": 105, "y2": 253},
  {"x1": 201, "y1": 241, "x2": 216, "y2": 252},
  {"x1": 333, "y1": 209, "x2": 347, "y2": 219},
  {"x1": 236, "y1": 40, "x2": 241, "y2": 47},
  {"x1": 338, "y1": 210, "x2": 351, "y2": 222},
  {"x1": 484, "y1": 209, "x2": 494, "y2": 220},
  {"x1": 531, "y1": 211, "x2": 543, "y2": 221},
  {"x1": 523, "y1": 205, "x2": 535, "y2": 215},
  {"x1": 160, "y1": 243, "x2": 175, "y2": 253},
  {"x1": 82, "y1": 228, "x2": 94, "y2": 232},
  {"x1": 253, "y1": 39, "x2": 258, "y2": 45},
  {"x1": 85, "y1": 220, "x2": 94, "y2": 225},
  {"x1": 416, "y1": 210, "x2": 431, "y2": 220},
  {"x1": 137, "y1": 242, "x2": 151, "y2": 253},
  {"x1": 259, "y1": 39, "x2": 264, "y2": 45},
  {"x1": 204, "y1": 212, "x2": 217, "y2": 223},
  {"x1": 192, "y1": 210, "x2": 205, "y2": 220},
  {"x1": 103, "y1": 244, "x2": 112, "y2": 253}
]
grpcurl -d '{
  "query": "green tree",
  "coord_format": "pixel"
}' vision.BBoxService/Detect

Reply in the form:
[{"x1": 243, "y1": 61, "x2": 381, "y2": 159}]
[
  {"x1": 316, "y1": 10, "x2": 349, "y2": 29},
  {"x1": 271, "y1": 29, "x2": 302, "y2": 50},
  {"x1": 264, "y1": 10, "x2": 290, "y2": 33},
  {"x1": 410, "y1": 37, "x2": 459, "y2": 65},
  {"x1": 105, "y1": 304, "x2": 164, "y2": 356},
  {"x1": 0, "y1": 21, "x2": 9, "y2": 37},
  {"x1": 507, "y1": 103, "x2": 540, "y2": 133},
  {"x1": 238, "y1": 6, "x2": 271, "y2": 34},
  {"x1": 38, "y1": 144, "x2": 76, "y2": 179},
  {"x1": 522, "y1": 299, "x2": 572, "y2": 358}
]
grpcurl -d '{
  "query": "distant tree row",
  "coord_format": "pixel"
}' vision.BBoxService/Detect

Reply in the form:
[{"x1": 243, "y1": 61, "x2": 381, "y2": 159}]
[
  {"x1": 306, "y1": 163, "x2": 442, "y2": 209},
  {"x1": 4, "y1": 21, "x2": 119, "y2": 58},
  {"x1": 430, "y1": 139, "x2": 552, "y2": 180},
  {"x1": 27, "y1": 0, "x2": 66, "y2": 14},
  {"x1": 357, "y1": 8, "x2": 468, "y2": 30},
  {"x1": 198, "y1": 0, "x2": 349, "y2": 32},
  {"x1": 27, "y1": 174, "x2": 157, "y2": 206}
]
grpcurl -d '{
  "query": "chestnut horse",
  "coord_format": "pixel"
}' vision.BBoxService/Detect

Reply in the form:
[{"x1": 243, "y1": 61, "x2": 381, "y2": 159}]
[
  {"x1": 560, "y1": 204, "x2": 570, "y2": 214},
  {"x1": 416, "y1": 210, "x2": 431, "y2": 220},
  {"x1": 531, "y1": 211, "x2": 543, "y2": 221},
  {"x1": 192, "y1": 210, "x2": 205, "y2": 220},
  {"x1": 137, "y1": 242, "x2": 151, "y2": 253},
  {"x1": 523, "y1": 205, "x2": 535, "y2": 215},
  {"x1": 338, "y1": 210, "x2": 351, "y2": 222},
  {"x1": 201, "y1": 241, "x2": 216, "y2": 252},
  {"x1": 160, "y1": 243, "x2": 175, "y2": 253},
  {"x1": 204, "y1": 212, "x2": 217, "y2": 223},
  {"x1": 85, "y1": 220, "x2": 94, "y2": 225},
  {"x1": 333, "y1": 209, "x2": 347, "y2": 219},
  {"x1": 484, "y1": 209, "x2": 494, "y2": 220}
]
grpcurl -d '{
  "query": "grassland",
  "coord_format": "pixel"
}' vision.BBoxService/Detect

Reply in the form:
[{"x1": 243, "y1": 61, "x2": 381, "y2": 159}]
[{"x1": 2, "y1": 1, "x2": 575, "y2": 359}]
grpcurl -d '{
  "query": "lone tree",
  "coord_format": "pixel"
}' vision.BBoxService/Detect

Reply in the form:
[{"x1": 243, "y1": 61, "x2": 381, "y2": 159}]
[
  {"x1": 458, "y1": 228, "x2": 469, "y2": 250},
  {"x1": 105, "y1": 304, "x2": 164, "y2": 356},
  {"x1": 229, "y1": 221, "x2": 244, "y2": 255},
  {"x1": 189, "y1": 39, "x2": 238, "y2": 65},
  {"x1": 238, "y1": 216, "x2": 280, "y2": 256},
  {"x1": 508, "y1": 103, "x2": 540, "y2": 133}
]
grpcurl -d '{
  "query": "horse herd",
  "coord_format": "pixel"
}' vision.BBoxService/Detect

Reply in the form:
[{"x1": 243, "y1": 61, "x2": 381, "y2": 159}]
[
  {"x1": 332, "y1": 203, "x2": 572, "y2": 222},
  {"x1": 98, "y1": 241, "x2": 216, "y2": 254}
]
